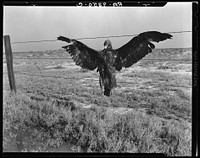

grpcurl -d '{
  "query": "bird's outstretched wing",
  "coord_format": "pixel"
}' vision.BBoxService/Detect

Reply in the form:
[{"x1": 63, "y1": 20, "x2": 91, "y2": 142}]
[
  {"x1": 57, "y1": 36, "x2": 99, "y2": 70},
  {"x1": 114, "y1": 31, "x2": 172, "y2": 71}
]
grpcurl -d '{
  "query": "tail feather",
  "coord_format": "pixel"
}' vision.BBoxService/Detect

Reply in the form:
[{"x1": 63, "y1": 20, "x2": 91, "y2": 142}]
[
  {"x1": 104, "y1": 87, "x2": 111, "y2": 96},
  {"x1": 99, "y1": 67, "x2": 116, "y2": 96}
]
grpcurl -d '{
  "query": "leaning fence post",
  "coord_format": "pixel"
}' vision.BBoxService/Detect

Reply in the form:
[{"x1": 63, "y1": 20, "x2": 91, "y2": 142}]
[{"x1": 4, "y1": 35, "x2": 17, "y2": 93}]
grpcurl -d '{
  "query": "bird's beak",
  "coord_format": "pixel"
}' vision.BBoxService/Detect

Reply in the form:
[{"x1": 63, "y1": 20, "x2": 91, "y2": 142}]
[{"x1": 104, "y1": 45, "x2": 108, "y2": 49}]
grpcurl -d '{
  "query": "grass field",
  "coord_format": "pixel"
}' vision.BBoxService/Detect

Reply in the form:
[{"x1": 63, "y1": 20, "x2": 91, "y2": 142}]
[{"x1": 3, "y1": 48, "x2": 192, "y2": 155}]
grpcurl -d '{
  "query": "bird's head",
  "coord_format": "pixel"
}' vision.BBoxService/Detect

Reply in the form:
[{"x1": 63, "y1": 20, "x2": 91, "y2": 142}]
[{"x1": 104, "y1": 39, "x2": 112, "y2": 50}]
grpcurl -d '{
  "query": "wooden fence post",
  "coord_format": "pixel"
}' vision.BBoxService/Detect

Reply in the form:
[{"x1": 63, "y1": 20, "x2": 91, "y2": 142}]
[{"x1": 4, "y1": 35, "x2": 17, "y2": 93}]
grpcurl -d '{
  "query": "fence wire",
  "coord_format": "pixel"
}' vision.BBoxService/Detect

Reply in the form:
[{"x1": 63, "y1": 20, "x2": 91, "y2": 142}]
[
  {"x1": 14, "y1": 71, "x2": 192, "y2": 89},
  {"x1": 14, "y1": 72, "x2": 76, "y2": 80},
  {"x1": 3, "y1": 30, "x2": 192, "y2": 90},
  {"x1": 2, "y1": 58, "x2": 192, "y2": 61},
  {"x1": 10, "y1": 30, "x2": 192, "y2": 44}
]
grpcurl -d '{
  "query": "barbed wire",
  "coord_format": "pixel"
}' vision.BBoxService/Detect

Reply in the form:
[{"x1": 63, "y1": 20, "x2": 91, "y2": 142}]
[
  {"x1": 11, "y1": 39, "x2": 58, "y2": 45},
  {"x1": 4, "y1": 30, "x2": 192, "y2": 92},
  {"x1": 76, "y1": 31, "x2": 192, "y2": 40},
  {"x1": 14, "y1": 72, "x2": 192, "y2": 89},
  {"x1": 3, "y1": 57, "x2": 72, "y2": 60},
  {"x1": 14, "y1": 72, "x2": 77, "y2": 80},
  {"x1": 10, "y1": 30, "x2": 192, "y2": 44},
  {"x1": 3, "y1": 57, "x2": 192, "y2": 61}
]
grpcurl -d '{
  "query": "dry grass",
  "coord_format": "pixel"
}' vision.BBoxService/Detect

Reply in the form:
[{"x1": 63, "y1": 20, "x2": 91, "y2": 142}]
[{"x1": 3, "y1": 48, "x2": 192, "y2": 155}]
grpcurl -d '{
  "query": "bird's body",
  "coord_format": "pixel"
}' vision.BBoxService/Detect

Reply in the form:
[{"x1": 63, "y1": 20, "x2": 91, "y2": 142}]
[
  {"x1": 98, "y1": 48, "x2": 117, "y2": 96},
  {"x1": 58, "y1": 31, "x2": 172, "y2": 96}
]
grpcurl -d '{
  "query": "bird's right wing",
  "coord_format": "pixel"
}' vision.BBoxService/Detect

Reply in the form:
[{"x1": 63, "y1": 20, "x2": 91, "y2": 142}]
[
  {"x1": 114, "y1": 31, "x2": 172, "y2": 71},
  {"x1": 57, "y1": 36, "x2": 100, "y2": 70}
]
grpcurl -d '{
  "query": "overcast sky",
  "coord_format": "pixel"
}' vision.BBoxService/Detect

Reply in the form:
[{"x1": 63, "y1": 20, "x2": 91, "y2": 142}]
[{"x1": 3, "y1": 2, "x2": 192, "y2": 52}]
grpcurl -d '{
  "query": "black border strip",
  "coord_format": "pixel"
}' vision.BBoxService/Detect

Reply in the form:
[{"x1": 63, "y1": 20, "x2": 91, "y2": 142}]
[
  {"x1": 2, "y1": 1, "x2": 167, "y2": 7},
  {"x1": 192, "y1": 1, "x2": 199, "y2": 157},
  {"x1": 1, "y1": 1, "x2": 198, "y2": 157}
]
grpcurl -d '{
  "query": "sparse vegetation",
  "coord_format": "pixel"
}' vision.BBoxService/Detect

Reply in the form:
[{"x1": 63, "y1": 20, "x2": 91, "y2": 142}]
[{"x1": 3, "y1": 48, "x2": 192, "y2": 155}]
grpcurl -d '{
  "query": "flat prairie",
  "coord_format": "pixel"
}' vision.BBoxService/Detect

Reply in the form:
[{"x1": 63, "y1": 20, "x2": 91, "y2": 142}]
[{"x1": 3, "y1": 48, "x2": 192, "y2": 155}]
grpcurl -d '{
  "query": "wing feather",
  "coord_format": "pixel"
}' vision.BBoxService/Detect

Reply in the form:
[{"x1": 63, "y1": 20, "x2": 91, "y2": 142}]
[
  {"x1": 57, "y1": 36, "x2": 99, "y2": 70},
  {"x1": 114, "y1": 31, "x2": 172, "y2": 71}
]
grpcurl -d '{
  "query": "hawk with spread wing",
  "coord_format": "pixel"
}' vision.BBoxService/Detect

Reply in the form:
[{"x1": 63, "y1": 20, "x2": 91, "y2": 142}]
[{"x1": 58, "y1": 31, "x2": 172, "y2": 96}]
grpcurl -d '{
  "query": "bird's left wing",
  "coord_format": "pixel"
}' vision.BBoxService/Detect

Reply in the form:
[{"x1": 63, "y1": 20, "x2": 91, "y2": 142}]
[
  {"x1": 114, "y1": 31, "x2": 172, "y2": 71},
  {"x1": 57, "y1": 36, "x2": 100, "y2": 70}
]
